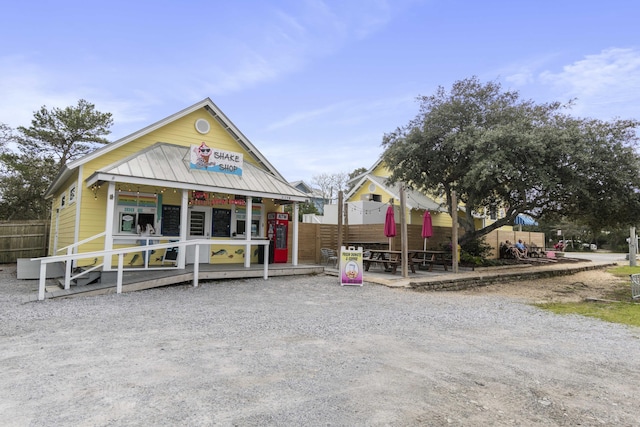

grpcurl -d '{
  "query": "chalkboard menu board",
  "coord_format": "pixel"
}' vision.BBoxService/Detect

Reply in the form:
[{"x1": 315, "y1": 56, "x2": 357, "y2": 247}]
[
  {"x1": 161, "y1": 205, "x2": 181, "y2": 236},
  {"x1": 212, "y1": 208, "x2": 231, "y2": 237},
  {"x1": 162, "y1": 245, "x2": 179, "y2": 264}
]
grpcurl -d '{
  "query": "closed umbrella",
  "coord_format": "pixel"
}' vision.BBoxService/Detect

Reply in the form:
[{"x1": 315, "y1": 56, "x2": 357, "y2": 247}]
[
  {"x1": 384, "y1": 204, "x2": 396, "y2": 250},
  {"x1": 421, "y1": 210, "x2": 433, "y2": 251}
]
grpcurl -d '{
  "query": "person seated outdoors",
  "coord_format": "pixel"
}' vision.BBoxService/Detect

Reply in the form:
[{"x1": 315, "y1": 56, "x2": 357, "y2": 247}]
[
  {"x1": 515, "y1": 239, "x2": 528, "y2": 257},
  {"x1": 499, "y1": 241, "x2": 512, "y2": 258},
  {"x1": 500, "y1": 240, "x2": 525, "y2": 259}
]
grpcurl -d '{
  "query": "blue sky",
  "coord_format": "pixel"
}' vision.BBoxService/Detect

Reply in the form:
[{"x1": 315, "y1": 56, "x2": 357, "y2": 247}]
[{"x1": 1, "y1": 0, "x2": 639, "y2": 182}]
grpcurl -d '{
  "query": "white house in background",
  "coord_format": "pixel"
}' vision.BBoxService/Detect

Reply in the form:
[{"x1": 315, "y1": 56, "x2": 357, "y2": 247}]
[
  {"x1": 290, "y1": 180, "x2": 328, "y2": 214},
  {"x1": 305, "y1": 158, "x2": 448, "y2": 225}
]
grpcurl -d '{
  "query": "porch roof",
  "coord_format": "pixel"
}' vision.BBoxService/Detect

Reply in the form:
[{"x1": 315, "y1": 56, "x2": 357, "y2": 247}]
[{"x1": 86, "y1": 142, "x2": 309, "y2": 202}]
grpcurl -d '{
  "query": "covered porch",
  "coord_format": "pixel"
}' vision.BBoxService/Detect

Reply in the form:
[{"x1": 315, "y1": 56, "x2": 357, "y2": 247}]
[
  {"x1": 78, "y1": 142, "x2": 308, "y2": 272},
  {"x1": 35, "y1": 142, "x2": 310, "y2": 300}
]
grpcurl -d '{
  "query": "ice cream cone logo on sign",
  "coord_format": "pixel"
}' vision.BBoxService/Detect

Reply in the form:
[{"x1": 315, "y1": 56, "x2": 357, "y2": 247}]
[
  {"x1": 193, "y1": 142, "x2": 213, "y2": 168},
  {"x1": 189, "y1": 143, "x2": 244, "y2": 176}
]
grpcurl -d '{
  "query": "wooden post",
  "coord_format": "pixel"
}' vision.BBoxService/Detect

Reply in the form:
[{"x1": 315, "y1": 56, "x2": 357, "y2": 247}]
[
  {"x1": 400, "y1": 185, "x2": 408, "y2": 278},
  {"x1": 451, "y1": 190, "x2": 459, "y2": 273},
  {"x1": 315, "y1": 223, "x2": 322, "y2": 264},
  {"x1": 117, "y1": 254, "x2": 124, "y2": 294},
  {"x1": 630, "y1": 227, "x2": 637, "y2": 267},
  {"x1": 344, "y1": 198, "x2": 349, "y2": 247},
  {"x1": 244, "y1": 196, "x2": 252, "y2": 268},
  {"x1": 337, "y1": 191, "x2": 343, "y2": 256},
  {"x1": 193, "y1": 244, "x2": 200, "y2": 287},
  {"x1": 38, "y1": 261, "x2": 47, "y2": 301}
]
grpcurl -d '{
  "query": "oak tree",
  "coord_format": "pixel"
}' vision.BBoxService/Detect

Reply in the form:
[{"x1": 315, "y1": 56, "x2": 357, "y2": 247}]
[{"x1": 382, "y1": 77, "x2": 640, "y2": 245}]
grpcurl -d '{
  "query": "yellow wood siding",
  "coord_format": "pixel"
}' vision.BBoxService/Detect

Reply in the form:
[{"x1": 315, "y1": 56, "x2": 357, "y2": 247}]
[
  {"x1": 371, "y1": 162, "x2": 390, "y2": 176},
  {"x1": 48, "y1": 195, "x2": 60, "y2": 255},
  {"x1": 82, "y1": 110, "x2": 261, "y2": 179},
  {"x1": 348, "y1": 178, "x2": 394, "y2": 204},
  {"x1": 54, "y1": 107, "x2": 278, "y2": 259},
  {"x1": 48, "y1": 173, "x2": 80, "y2": 255}
]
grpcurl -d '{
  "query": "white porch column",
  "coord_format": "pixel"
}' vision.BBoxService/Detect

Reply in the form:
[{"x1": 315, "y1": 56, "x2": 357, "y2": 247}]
[
  {"x1": 103, "y1": 181, "x2": 116, "y2": 272},
  {"x1": 244, "y1": 196, "x2": 252, "y2": 268},
  {"x1": 292, "y1": 202, "x2": 299, "y2": 266},
  {"x1": 179, "y1": 189, "x2": 189, "y2": 269}
]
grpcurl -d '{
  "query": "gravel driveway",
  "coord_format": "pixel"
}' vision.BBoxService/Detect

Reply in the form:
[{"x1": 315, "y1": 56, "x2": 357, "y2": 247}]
[{"x1": 1, "y1": 264, "x2": 639, "y2": 426}]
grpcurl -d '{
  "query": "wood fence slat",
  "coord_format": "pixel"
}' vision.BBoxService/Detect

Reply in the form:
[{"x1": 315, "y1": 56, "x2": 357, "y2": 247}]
[{"x1": 0, "y1": 220, "x2": 49, "y2": 263}]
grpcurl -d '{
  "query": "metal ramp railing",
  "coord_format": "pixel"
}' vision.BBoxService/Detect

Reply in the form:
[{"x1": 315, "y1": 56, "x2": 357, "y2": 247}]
[
  {"x1": 630, "y1": 274, "x2": 640, "y2": 300},
  {"x1": 33, "y1": 239, "x2": 271, "y2": 301}
]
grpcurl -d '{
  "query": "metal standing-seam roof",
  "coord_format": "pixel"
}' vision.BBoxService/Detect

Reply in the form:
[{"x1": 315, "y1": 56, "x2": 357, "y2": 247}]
[{"x1": 86, "y1": 142, "x2": 309, "y2": 202}]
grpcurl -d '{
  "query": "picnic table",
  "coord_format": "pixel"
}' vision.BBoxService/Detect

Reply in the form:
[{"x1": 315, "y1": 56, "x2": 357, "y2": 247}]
[
  {"x1": 409, "y1": 250, "x2": 451, "y2": 271},
  {"x1": 362, "y1": 249, "x2": 453, "y2": 274},
  {"x1": 362, "y1": 250, "x2": 406, "y2": 274}
]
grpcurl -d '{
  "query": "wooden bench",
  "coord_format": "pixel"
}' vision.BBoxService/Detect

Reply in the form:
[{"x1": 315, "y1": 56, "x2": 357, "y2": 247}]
[
  {"x1": 528, "y1": 244, "x2": 545, "y2": 258},
  {"x1": 411, "y1": 258, "x2": 452, "y2": 271},
  {"x1": 363, "y1": 253, "x2": 400, "y2": 274},
  {"x1": 409, "y1": 250, "x2": 450, "y2": 271}
]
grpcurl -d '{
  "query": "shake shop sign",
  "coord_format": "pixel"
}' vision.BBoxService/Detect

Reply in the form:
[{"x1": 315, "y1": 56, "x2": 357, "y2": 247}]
[{"x1": 190, "y1": 142, "x2": 243, "y2": 176}]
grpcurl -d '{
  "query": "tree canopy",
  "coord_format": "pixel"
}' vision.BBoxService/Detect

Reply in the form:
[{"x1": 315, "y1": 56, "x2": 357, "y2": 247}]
[
  {"x1": 16, "y1": 99, "x2": 113, "y2": 167},
  {"x1": 0, "y1": 99, "x2": 113, "y2": 220},
  {"x1": 382, "y1": 76, "x2": 640, "y2": 244}
]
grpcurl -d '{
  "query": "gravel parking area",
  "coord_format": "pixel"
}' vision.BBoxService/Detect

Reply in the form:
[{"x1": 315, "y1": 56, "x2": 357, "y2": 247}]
[{"x1": 1, "y1": 264, "x2": 639, "y2": 426}]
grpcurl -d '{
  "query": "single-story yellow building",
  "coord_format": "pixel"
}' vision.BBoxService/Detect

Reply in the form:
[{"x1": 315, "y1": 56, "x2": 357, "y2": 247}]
[{"x1": 44, "y1": 98, "x2": 308, "y2": 272}]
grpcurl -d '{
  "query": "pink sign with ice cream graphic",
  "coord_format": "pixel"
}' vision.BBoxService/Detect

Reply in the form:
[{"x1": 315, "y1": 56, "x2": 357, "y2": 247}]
[
  {"x1": 190, "y1": 142, "x2": 243, "y2": 176},
  {"x1": 340, "y1": 246, "x2": 363, "y2": 286}
]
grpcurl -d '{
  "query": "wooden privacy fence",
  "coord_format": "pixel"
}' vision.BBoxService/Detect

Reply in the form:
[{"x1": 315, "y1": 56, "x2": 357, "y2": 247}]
[
  {"x1": 484, "y1": 229, "x2": 546, "y2": 259},
  {"x1": 289, "y1": 223, "x2": 460, "y2": 264},
  {"x1": 0, "y1": 220, "x2": 49, "y2": 263},
  {"x1": 290, "y1": 223, "x2": 546, "y2": 263}
]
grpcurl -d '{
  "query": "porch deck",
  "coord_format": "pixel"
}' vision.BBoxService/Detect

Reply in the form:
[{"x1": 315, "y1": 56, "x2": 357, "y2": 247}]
[{"x1": 36, "y1": 263, "x2": 324, "y2": 300}]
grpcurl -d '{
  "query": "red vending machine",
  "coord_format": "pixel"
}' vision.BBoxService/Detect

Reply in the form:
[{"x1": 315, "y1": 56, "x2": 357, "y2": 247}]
[{"x1": 267, "y1": 212, "x2": 289, "y2": 263}]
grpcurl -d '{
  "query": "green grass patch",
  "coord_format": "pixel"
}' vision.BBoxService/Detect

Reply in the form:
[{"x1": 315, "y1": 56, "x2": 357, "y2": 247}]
[
  {"x1": 608, "y1": 265, "x2": 640, "y2": 278},
  {"x1": 534, "y1": 266, "x2": 640, "y2": 328},
  {"x1": 536, "y1": 301, "x2": 640, "y2": 327}
]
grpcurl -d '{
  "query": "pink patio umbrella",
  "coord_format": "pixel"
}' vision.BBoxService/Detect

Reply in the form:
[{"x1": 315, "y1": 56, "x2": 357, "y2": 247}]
[
  {"x1": 421, "y1": 210, "x2": 433, "y2": 251},
  {"x1": 384, "y1": 204, "x2": 396, "y2": 250}
]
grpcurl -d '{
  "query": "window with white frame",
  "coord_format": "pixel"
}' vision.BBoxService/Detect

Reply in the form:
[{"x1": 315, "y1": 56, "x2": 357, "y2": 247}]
[
  {"x1": 233, "y1": 204, "x2": 263, "y2": 237},
  {"x1": 68, "y1": 183, "x2": 77, "y2": 204},
  {"x1": 114, "y1": 192, "x2": 158, "y2": 234}
]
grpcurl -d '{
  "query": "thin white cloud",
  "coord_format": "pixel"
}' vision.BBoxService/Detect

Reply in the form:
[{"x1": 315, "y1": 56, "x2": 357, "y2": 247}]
[
  {"x1": 265, "y1": 102, "x2": 350, "y2": 131},
  {"x1": 0, "y1": 55, "x2": 164, "y2": 141},
  {"x1": 538, "y1": 48, "x2": 640, "y2": 119},
  {"x1": 540, "y1": 48, "x2": 640, "y2": 95},
  {"x1": 501, "y1": 53, "x2": 562, "y2": 87},
  {"x1": 259, "y1": 131, "x2": 385, "y2": 181},
  {"x1": 502, "y1": 48, "x2": 640, "y2": 120},
  {"x1": 265, "y1": 94, "x2": 415, "y2": 132},
  {"x1": 196, "y1": 0, "x2": 411, "y2": 95},
  {"x1": 0, "y1": 56, "x2": 69, "y2": 128}
]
